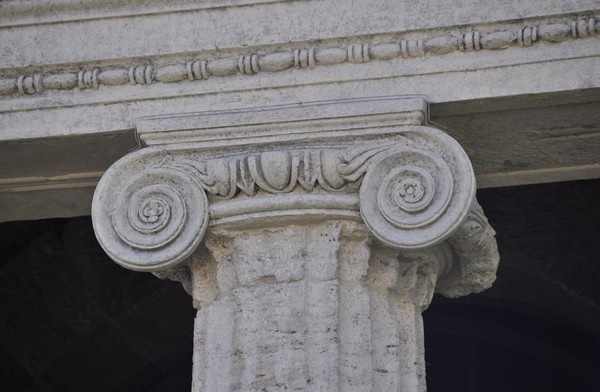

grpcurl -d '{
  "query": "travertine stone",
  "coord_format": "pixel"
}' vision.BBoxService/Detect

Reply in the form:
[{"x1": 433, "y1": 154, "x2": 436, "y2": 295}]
[
  {"x1": 91, "y1": 96, "x2": 499, "y2": 391},
  {"x1": 188, "y1": 223, "x2": 451, "y2": 391},
  {"x1": 192, "y1": 224, "x2": 345, "y2": 391}
]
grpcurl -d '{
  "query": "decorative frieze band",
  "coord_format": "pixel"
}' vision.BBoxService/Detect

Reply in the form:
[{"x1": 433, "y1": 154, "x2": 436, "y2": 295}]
[{"x1": 1, "y1": 16, "x2": 597, "y2": 97}]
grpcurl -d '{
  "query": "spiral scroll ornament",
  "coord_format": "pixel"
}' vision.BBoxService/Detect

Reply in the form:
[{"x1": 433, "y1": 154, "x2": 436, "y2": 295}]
[
  {"x1": 93, "y1": 166, "x2": 209, "y2": 271},
  {"x1": 359, "y1": 137, "x2": 475, "y2": 249}
]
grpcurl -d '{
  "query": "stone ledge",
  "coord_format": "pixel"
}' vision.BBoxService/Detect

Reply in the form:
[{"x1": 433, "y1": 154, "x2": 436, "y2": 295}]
[
  {"x1": 2, "y1": 0, "x2": 598, "y2": 69},
  {"x1": 2, "y1": 14, "x2": 598, "y2": 101}
]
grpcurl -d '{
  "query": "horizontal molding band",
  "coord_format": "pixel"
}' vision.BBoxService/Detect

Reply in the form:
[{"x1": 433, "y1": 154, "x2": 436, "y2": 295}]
[
  {"x1": 477, "y1": 163, "x2": 600, "y2": 188},
  {"x1": 0, "y1": 171, "x2": 104, "y2": 193},
  {"x1": 0, "y1": 15, "x2": 597, "y2": 98},
  {"x1": 209, "y1": 193, "x2": 361, "y2": 229},
  {"x1": 3, "y1": 163, "x2": 598, "y2": 194}
]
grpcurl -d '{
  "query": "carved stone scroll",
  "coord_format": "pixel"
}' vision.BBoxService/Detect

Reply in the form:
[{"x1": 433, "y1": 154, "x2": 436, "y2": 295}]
[
  {"x1": 91, "y1": 96, "x2": 499, "y2": 391},
  {"x1": 93, "y1": 159, "x2": 210, "y2": 271},
  {"x1": 359, "y1": 128, "x2": 475, "y2": 249}
]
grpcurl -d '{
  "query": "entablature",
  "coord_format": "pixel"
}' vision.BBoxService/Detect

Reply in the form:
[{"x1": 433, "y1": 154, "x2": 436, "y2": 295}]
[{"x1": 1, "y1": 3, "x2": 599, "y2": 223}]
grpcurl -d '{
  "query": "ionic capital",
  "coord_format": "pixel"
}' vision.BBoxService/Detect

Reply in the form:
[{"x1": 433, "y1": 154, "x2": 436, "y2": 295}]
[{"x1": 92, "y1": 96, "x2": 498, "y2": 296}]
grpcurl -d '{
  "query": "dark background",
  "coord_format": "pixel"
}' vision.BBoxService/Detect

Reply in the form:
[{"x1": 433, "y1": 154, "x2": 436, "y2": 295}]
[{"x1": 1, "y1": 179, "x2": 599, "y2": 391}]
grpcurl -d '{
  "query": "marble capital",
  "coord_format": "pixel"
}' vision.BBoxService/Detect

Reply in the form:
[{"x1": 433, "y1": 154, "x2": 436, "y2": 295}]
[
  {"x1": 93, "y1": 96, "x2": 497, "y2": 296},
  {"x1": 92, "y1": 96, "x2": 499, "y2": 390}
]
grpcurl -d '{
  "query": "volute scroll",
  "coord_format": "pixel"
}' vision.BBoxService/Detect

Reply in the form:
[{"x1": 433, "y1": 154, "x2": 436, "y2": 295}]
[
  {"x1": 359, "y1": 127, "x2": 476, "y2": 249},
  {"x1": 92, "y1": 97, "x2": 494, "y2": 284},
  {"x1": 89, "y1": 96, "x2": 501, "y2": 392},
  {"x1": 92, "y1": 151, "x2": 210, "y2": 272}
]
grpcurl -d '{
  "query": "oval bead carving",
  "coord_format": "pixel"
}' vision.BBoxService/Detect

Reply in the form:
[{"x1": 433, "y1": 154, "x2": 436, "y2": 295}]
[
  {"x1": 93, "y1": 165, "x2": 209, "y2": 271},
  {"x1": 359, "y1": 133, "x2": 475, "y2": 249}
]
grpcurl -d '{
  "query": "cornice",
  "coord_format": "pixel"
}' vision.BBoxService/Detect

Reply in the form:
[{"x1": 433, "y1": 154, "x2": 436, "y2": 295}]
[{"x1": 0, "y1": 15, "x2": 597, "y2": 99}]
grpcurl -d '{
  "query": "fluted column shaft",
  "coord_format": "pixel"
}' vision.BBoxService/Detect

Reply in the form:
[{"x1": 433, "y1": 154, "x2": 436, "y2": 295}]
[{"x1": 189, "y1": 222, "x2": 449, "y2": 391}]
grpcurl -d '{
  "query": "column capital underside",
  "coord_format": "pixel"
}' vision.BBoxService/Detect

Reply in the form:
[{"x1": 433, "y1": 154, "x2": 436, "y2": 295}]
[{"x1": 92, "y1": 96, "x2": 499, "y2": 298}]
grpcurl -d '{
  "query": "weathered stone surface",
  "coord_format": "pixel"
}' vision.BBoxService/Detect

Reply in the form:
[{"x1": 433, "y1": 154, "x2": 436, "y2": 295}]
[
  {"x1": 4, "y1": 178, "x2": 600, "y2": 390},
  {"x1": 2, "y1": 16, "x2": 598, "y2": 98},
  {"x1": 2, "y1": 0, "x2": 600, "y2": 390},
  {"x1": 92, "y1": 97, "x2": 494, "y2": 273},
  {"x1": 2, "y1": 1, "x2": 596, "y2": 68},
  {"x1": 7, "y1": 180, "x2": 600, "y2": 392},
  {"x1": 1, "y1": 3, "x2": 599, "y2": 222},
  {"x1": 189, "y1": 223, "x2": 446, "y2": 391},
  {"x1": 91, "y1": 96, "x2": 499, "y2": 390}
]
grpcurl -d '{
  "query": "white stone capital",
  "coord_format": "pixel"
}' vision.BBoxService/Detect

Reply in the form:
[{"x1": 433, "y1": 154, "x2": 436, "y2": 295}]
[
  {"x1": 91, "y1": 96, "x2": 499, "y2": 390},
  {"x1": 93, "y1": 96, "x2": 496, "y2": 289}
]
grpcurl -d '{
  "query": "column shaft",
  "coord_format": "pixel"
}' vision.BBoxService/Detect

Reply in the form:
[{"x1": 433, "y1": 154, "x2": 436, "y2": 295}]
[{"x1": 190, "y1": 222, "x2": 440, "y2": 391}]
